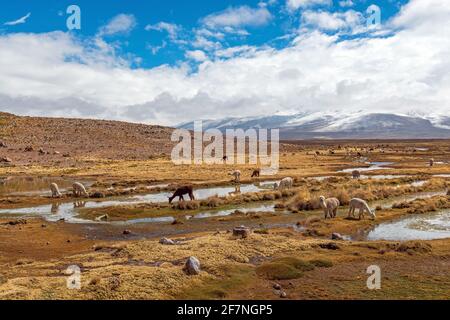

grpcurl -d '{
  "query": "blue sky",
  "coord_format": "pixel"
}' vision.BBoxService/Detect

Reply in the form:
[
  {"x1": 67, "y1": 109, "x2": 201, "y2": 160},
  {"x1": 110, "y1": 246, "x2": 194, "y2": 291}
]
[
  {"x1": 0, "y1": 0, "x2": 407, "y2": 68},
  {"x1": 0, "y1": 0, "x2": 448, "y2": 126}
]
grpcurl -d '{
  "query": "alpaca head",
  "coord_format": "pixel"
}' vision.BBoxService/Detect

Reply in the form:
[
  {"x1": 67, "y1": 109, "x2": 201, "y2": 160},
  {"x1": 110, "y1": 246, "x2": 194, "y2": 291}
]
[{"x1": 370, "y1": 209, "x2": 376, "y2": 219}]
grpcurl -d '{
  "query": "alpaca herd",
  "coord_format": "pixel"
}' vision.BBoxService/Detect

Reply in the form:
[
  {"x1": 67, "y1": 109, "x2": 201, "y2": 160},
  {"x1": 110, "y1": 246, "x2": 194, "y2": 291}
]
[
  {"x1": 48, "y1": 167, "x2": 376, "y2": 222},
  {"x1": 49, "y1": 182, "x2": 89, "y2": 198},
  {"x1": 320, "y1": 196, "x2": 376, "y2": 220}
]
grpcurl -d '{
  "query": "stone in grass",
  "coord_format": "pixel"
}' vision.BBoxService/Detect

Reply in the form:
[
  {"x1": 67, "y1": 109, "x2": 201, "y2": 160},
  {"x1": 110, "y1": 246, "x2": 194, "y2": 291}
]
[
  {"x1": 331, "y1": 233, "x2": 345, "y2": 241},
  {"x1": 233, "y1": 226, "x2": 251, "y2": 238},
  {"x1": 319, "y1": 242, "x2": 340, "y2": 250},
  {"x1": 183, "y1": 256, "x2": 201, "y2": 275},
  {"x1": 159, "y1": 237, "x2": 176, "y2": 245}
]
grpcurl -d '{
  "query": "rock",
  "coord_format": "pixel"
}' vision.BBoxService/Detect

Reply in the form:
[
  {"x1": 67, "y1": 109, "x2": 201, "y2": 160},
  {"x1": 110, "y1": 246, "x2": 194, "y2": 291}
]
[
  {"x1": 233, "y1": 226, "x2": 251, "y2": 238},
  {"x1": 331, "y1": 233, "x2": 345, "y2": 240},
  {"x1": 41, "y1": 224, "x2": 47, "y2": 228},
  {"x1": 123, "y1": 229, "x2": 131, "y2": 235},
  {"x1": 183, "y1": 256, "x2": 201, "y2": 275},
  {"x1": 0, "y1": 141, "x2": 7, "y2": 148},
  {"x1": 90, "y1": 192, "x2": 105, "y2": 199},
  {"x1": 0, "y1": 157, "x2": 12, "y2": 163},
  {"x1": 95, "y1": 214, "x2": 109, "y2": 222},
  {"x1": 38, "y1": 148, "x2": 45, "y2": 155},
  {"x1": 63, "y1": 153, "x2": 71, "y2": 158},
  {"x1": 273, "y1": 283, "x2": 282, "y2": 290},
  {"x1": 7, "y1": 219, "x2": 27, "y2": 226},
  {"x1": 24, "y1": 146, "x2": 34, "y2": 152},
  {"x1": 159, "y1": 237, "x2": 176, "y2": 245},
  {"x1": 319, "y1": 242, "x2": 340, "y2": 250},
  {"x1": 171, "y1": 219, "x2": 184, "y2": 225},
  {"x1": 53, "y1": 151, "x2": 61, "y2": 155},
  {"x1": 280, "y1": 291, "x2": 287, "y2": 298}
]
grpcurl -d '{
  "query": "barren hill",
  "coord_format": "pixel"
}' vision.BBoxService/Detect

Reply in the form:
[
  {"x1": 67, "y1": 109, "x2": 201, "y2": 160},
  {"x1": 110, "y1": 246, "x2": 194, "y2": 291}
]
[{"x1": 0, "y1": 112, "x2": 175, "y2": 166}]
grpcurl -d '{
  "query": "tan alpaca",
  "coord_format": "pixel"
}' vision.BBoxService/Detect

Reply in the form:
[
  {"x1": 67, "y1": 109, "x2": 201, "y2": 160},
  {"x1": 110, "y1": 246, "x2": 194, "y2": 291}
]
[
  {"x1": 72, "y1": 182, "x2": 88, "y2": 197},
  {"x1": 50, "y1": 183, "x2": 62, "y2": 198},
  {"x1": 348, "y1": 198, "x2": 376, "y2": 220},
  {"x1": 273, "y1": 177, "x2": 294, "y2": 190},
  {"x1": 319, "y1": 196, "x2": 340, "y2": 219},
  {"x1": 229, "y1": 170, "x2": 241, "y2": 183}
]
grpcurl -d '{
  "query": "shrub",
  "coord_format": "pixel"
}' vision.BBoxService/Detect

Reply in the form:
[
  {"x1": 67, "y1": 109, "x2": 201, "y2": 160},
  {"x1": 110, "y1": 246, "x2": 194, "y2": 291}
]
[
  {"x1": 309, "y1": 259, "x2": 333, "y2": 268},
  {"x1": 256, "y1": 263, "x2": 303, "y2": 280}
]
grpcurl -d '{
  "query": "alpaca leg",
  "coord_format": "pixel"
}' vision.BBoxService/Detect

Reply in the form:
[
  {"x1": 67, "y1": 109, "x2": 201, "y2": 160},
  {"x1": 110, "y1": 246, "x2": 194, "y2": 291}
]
[
  {"x1": 189, "y1": 192, "x2": 195, "y2": 201},
  {"x1": 179, "y1": 195, "x2": 184, "y2": 202}
]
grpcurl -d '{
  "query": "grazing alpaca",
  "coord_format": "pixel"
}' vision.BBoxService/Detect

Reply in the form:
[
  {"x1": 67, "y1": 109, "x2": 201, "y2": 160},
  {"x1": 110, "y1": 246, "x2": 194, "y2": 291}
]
[
  {"x1": 348, "y1": 198, "x2": 376, "y2": 220},
  {"x1": 169, "y1": 185, "x2": 195, "y2": 204},
  {"x1": 251, "y1": 169, "x2": 260, "y2": 178},
  {"x1": 319, "y1": 196, "x2": 340, "y2": 219},
  {"x1": 274, "y1": 177, "x2": 294, "y2": 190},
  {"x1": 352, "y1": 170, "x2": 361, "y2": 179},
  {"x1": 72, "y1": 182, "x2": 88, "y2": 197},
  {"x1": 50, "y1": 183, "x2": 62, "y2": 198},
  {"x1": 229, "y1": 170, "x2": 241, "y2": 183},
  {"x1": 429, "y1": 158, "x2": 434, "y2": 167}
]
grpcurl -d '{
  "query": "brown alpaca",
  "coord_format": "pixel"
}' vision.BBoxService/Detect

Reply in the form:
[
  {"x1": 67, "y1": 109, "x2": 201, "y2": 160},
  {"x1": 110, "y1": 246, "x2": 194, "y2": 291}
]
[
  {"x1": 169, "y1": 185, "x2": 195, "y2": 204},
  {"x1": 251, "y1": 169, "x2": 260, "y2": 178}
]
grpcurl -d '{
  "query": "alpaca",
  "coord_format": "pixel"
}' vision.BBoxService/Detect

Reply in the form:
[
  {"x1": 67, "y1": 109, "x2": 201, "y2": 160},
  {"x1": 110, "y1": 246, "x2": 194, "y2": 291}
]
[
  {"x1": 319, "y1": 196, "x2": 340, "y2": 219},
  {"x1": 274, "y1": 177, "x2": 294, "y2": 190},
  {"x1": 50, "y1": 182, "x2": 62, "y2": 198},
  {"x1": 429, "y1": 158, "x2": 434, "y2": 167},
  {"x1": 251, "y1": 169, "x2": 260, "y2": 178},
  {"x1": 229, "y1": 170, "x2": 241, "y2": 183},
  {"x1": 169, "y1": 185, "x2": 195, "y2": 204},
  {"x1": 348, "y1": 198, "x2": 376, "y2": 220},
  {"x1": 352, "y1": 170, "x2": 361, "y2": 179},
  {"x1": 72, "y1": 182, "x2": 88, "y2": 197}
]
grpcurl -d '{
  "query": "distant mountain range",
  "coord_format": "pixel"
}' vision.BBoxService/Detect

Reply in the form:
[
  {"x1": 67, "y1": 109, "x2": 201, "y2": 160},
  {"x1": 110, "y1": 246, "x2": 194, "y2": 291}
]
[{"x1": 178, "y1": 111, "x2": 450, "y2": 139}]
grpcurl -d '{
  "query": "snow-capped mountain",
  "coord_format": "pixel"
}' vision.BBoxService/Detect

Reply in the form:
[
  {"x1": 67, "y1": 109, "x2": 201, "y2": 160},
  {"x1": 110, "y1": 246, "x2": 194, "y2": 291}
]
[{"x1": 178, "y1": 111, "x2": 450, "y2": 139}]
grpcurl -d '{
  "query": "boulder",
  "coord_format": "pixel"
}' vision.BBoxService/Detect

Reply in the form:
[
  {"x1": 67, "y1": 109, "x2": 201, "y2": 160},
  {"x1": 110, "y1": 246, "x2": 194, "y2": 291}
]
[
  {"x1": 331, "y1": 233, "x2": 345, "y2": 241},
  {"x1": 183, "y1": 256, "x2": 201, "y2": 275},
  {"x1": 159, "y1": 237, "x2": 176, "y2": 245},
  {"x1": 233, "y1": 226, "x2": 251, "y2": 238},
  {"x1": 0, "y1": 141, "x2": 7, "y2": 148},
  {"x1": 0, "y1": 157, "x2": 12, "y2": 163}
]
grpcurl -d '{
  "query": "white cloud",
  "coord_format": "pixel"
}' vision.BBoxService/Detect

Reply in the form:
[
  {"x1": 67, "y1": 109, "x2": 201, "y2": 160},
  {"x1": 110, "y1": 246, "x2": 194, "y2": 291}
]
[
  {"x1": 4, "y1": 12, "x2": 31, "y2": 26},
  {"x1": 286, "y1": 0, "x2": 332, "y2": 11},
  {"x1": 201, "y1": 5, "x2": 272, "y2": 30},
  {"x1": 339, "y1": 0, "x2": 354, "y2": 8},
  {"x1": 0, "y1": 0, "x2": 449, "y2": 126},
  {"x1": 98, "y1": 14, "x2": 136, "y2": 36},
  {"x1": 145, "y1": 22, "x2": 181, "y2": 41},
  {"x1": 185, "y1": 50, "x2": 208, "y2": 62},
  {"x1": 301, "y1": 10, "x2": 363, "y2": 31}
]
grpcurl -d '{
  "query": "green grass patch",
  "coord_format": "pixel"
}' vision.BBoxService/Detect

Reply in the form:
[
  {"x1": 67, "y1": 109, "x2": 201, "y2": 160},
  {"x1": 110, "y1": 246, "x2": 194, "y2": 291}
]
[{"x1": 309, "y1": 259, "x2": 333, "y2": 268}]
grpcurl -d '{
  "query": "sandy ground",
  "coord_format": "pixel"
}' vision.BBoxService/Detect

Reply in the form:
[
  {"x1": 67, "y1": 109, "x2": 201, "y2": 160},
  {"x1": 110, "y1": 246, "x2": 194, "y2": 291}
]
[{"x1": 0, "y1": 125, "x2": 450, "y2": 300}]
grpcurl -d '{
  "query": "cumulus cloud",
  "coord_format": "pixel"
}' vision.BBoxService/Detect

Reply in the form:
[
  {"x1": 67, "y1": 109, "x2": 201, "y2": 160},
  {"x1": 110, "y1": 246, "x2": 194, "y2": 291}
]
[
  {"x1": 98, "y1": 14, "x2": 136, "y2": 36},
  {"x1": 145, "y1": 22, "x2": 181, "y2": 40},
  {"x1": 4, "y1": 12, "x2": 31, "y2": 26},
  {"x1": 185, "y1": 50, "x2": 208, "y2": 62},
  {"x1": 339, "y1": 0, "x2": 354, "y2": 8},
  {"x1": 201, "y1": 5, "x2": 272, "y2": 30},
  {"x1": 286, "y1": 0, "x2": 332, "y2": 11},
  {"x1": 301, "y1": 10, "x2": 363, "y2": 31},
  {"x1": 0, "y1": 0, "x2": 449, "y2": 126}
]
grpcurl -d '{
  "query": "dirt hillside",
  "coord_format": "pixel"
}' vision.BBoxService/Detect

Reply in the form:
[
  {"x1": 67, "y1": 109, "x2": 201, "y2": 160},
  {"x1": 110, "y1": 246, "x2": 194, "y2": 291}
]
[{"x1": 0, "y1": 112, "x2": 175, "y2": 166}]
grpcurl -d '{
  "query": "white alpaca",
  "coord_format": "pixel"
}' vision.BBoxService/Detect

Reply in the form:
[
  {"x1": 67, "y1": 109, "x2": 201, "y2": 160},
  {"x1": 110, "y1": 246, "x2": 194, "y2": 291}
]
[
  {"x1": 319, "y1": 196, "x2": 340, "y2": 219},
  {"x1": 229, "y1": 170, "x2": 241, "y2": 183},
  {"x1": 274, "y1": 177, "x2": 294, "y2": 190},
  {"x1": 72, "y1": 182, "x2": 88, "y2": 197},
  {"x1": 50, "y1": 183, "x2": 62, "y2": 198},
  {"x1": 348, "y1": 198, "x2": 376, "y2": 220}
]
